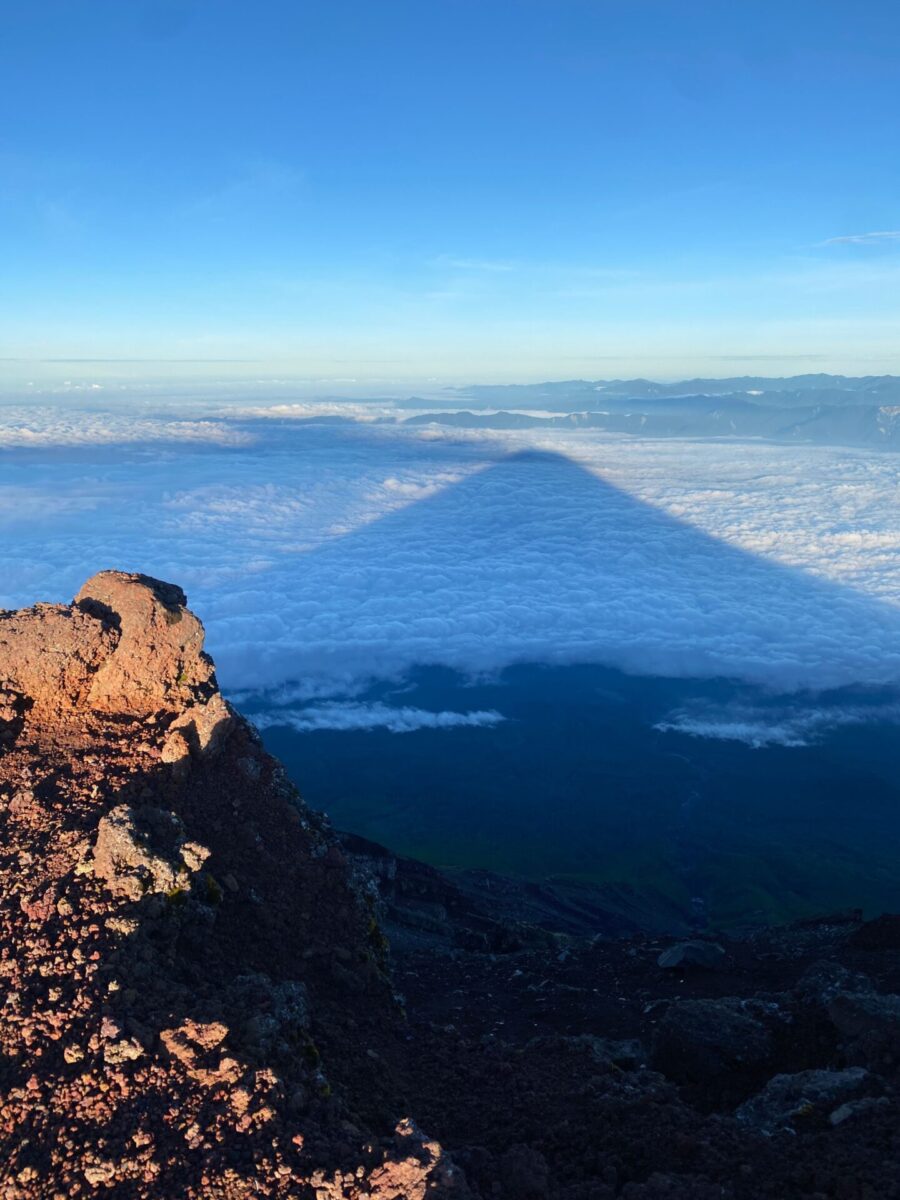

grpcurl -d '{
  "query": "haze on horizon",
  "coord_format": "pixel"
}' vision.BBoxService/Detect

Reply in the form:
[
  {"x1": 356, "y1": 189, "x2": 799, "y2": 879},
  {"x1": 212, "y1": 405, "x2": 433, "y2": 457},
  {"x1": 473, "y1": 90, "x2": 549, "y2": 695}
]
[{"x1": 3, "y1": 0, "x2": 900, "y2": 383}]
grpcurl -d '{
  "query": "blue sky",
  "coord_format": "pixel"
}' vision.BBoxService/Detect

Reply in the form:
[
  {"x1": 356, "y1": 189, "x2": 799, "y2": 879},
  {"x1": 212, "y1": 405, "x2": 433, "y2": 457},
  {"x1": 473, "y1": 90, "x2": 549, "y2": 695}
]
[{"x1": 2, "y1": 0, "x2": 900, "y2": 381}]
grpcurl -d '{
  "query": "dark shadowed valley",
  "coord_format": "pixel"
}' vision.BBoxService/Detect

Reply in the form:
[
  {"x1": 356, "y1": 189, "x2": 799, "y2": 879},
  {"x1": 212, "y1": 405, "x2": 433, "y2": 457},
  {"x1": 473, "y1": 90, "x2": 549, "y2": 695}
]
[{"x1": 258, "y1": 662, "x2": 900, "y2": 932}]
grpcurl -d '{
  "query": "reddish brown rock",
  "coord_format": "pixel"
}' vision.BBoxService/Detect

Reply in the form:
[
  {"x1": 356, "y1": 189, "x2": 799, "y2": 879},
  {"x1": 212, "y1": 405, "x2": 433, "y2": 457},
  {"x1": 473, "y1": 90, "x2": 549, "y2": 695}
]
[
  {"x1": 0, "y1": 573, "x2": 464, "y2": 1200},
  {"x1": 92, "y1": 804, "x2": 210, "y2": 901},
  {"x1": 74, "y1": 571, "x2": 215, "y2": 716},
  {"x1": 0, "y1": 572, "x2": 233, "y2": 754},
  {"x1": 0, "y1": 600, "x2": 114, "y2": 716}
]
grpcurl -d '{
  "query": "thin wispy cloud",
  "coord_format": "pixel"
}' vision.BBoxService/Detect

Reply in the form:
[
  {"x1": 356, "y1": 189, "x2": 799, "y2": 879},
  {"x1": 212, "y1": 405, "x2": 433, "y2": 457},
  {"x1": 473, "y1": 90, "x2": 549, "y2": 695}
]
[
  {"x1": 823, "y1": 230, "x2": 900, "y2": 246},
  {"x1": 429, "y1": 255, "x2": 516, "y2": 272},
  {"x1": 250, "y1": 702, "x2": 505, "y2": 734},
  {"x1": 655, "y1": 699, "x2": 900, "y2": 749},
  {"x1": 179, "y1": 159, "x2": 306, "y2": 221}
]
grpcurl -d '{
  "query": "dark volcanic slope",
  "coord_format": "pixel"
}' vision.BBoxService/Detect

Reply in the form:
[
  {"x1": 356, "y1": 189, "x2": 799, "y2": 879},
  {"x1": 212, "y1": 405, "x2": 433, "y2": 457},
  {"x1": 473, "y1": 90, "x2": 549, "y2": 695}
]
[
  {"x1": 3, "y1": 574, "x2": 900, "y2": 1199},
  {"x1": 357, "y1": 839, "x2": 900, "y2": 1200}
]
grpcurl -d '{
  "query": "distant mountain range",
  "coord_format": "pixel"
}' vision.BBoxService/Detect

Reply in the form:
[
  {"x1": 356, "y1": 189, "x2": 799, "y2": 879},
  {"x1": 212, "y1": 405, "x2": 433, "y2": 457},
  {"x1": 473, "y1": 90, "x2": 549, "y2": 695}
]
[{"x1": 399, "y1": 374, "x2": 900, "y2": 449}]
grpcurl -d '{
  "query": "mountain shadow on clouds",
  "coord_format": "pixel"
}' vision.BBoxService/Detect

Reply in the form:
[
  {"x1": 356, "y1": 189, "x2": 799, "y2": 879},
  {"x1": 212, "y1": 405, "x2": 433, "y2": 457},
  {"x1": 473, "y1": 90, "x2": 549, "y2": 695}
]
[
  {"x1": 217, "y1": 448, "x2": 900, "y2": 695},
  {"x1": 237, "y1": 450, "x2": 900, "y2": 928}
]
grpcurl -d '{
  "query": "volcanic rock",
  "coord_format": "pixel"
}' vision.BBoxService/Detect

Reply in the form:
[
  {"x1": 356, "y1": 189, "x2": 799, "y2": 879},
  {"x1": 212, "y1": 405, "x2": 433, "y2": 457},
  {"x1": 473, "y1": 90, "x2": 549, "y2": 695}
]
[
  {"x1": 0, "y1": 573, "x2": 464, "y2": 1199},
  {"x1": 848, "y1": 914, "x2": 900, "y2": 950},
  {"x1": 828, "y1": 990, "x2": 900, "y2": 1068},
  {"x1": 736, "y1": 1067, "x2": 871, "y2": 1134},
  {"x1": 651, "y1": 997, "x2": 773, "y2": 1083},
  {"x1": 794, "y1": 959, "x2": 873, "y2": 1006},
  {"x1": 656, "y1": 940, "x2": 726, "y2": 970},
  {"x1": 92, "y1": 803, "x2": 210, "y2": 901}
]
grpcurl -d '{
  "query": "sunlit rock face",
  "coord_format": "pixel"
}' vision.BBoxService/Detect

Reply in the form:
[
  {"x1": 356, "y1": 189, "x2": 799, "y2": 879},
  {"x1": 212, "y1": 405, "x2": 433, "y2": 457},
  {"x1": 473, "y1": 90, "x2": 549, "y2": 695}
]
[
  {"x1": 0, "y1": 570, "x2": 215, "y2": 716},
  {"x1": 0, "y1": 570, "x2": 233, "y2": 758},
  {"x1": 74, "y1": 571, "x2": 217, "y2": 716}
]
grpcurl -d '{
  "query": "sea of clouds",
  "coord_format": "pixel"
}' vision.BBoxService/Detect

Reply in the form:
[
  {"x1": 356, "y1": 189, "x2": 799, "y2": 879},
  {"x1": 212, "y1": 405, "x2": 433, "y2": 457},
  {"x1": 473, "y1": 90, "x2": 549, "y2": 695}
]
[{"x1": 2, "y1": 391, "x2": 899, "y2": 737}]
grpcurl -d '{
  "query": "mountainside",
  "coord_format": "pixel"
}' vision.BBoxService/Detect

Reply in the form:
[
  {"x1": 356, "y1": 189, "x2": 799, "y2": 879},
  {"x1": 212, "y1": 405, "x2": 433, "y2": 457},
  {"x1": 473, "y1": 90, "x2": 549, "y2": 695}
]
[
  {"x1": 440, "y1": 375, "x2": 900, "y2": 408},
  {"x1": 0, "y1": 572, "x2": 463, "y2": 1199},
  {"x1": 404, "y1": 402, "x2": 900, "y2": 449},
  {"x1": 3, "y1": 575, "x2": 900, "y2": 1199},
  {"x1": 398, "y1": 375, "x2": 900, "y2": 449}
]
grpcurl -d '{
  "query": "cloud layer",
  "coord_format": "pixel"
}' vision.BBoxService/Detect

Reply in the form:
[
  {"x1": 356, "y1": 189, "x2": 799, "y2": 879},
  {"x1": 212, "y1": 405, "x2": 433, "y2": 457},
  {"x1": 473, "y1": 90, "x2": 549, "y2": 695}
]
[
  {"x1": 0, "y1": 405, "x2": 253, "y2": 447},
  {"x1": 2, "y1": 400, "x2": 899, "y2": 701}
]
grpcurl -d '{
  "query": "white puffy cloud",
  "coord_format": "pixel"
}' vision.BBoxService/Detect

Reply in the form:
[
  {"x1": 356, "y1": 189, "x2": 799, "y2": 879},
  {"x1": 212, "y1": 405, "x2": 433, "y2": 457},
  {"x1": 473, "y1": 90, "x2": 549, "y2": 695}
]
[
  {"x1": 226, "y1": 402, "x2": 401, "y2": 421},
  {"x1": 655, "y1": 699, "x2": 900, "y2": 748},
  {"x1": 2, "y1": 401, "x2": 900, "y2": 702},
  {"x1": 249, "y1": 702, "x2": 504, "y2": 734}
]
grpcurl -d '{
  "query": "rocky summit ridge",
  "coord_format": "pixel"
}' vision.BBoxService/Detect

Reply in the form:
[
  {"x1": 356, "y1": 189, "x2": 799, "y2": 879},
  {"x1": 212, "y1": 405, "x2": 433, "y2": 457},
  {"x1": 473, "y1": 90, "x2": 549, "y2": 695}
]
[
  {"x1": 3, "y1": 574, "x2": 900, "y2": 1199},
  {"x1": 0, "y1": 572, "x2": 464, "y2": 1199}
]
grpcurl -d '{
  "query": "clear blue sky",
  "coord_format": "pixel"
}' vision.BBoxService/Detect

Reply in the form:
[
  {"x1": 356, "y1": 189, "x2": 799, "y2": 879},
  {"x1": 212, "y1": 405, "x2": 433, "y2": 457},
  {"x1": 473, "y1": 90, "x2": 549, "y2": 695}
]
[{"x1": 3, "y1": 0, "x2": 900, "y2": 382}]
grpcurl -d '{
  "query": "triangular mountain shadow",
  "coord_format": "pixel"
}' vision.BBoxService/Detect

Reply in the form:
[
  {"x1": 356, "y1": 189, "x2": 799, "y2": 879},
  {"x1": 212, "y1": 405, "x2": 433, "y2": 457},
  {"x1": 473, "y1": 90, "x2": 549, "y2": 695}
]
[{"x1": 211, "y1": 449, "x2": 900, "y2": 695}]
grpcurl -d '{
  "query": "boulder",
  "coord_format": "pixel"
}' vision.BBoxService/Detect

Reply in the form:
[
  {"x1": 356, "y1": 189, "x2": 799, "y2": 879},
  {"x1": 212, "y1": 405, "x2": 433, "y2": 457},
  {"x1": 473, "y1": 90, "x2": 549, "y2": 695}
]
[
  {"x1": 93, "y1": 804, "x2": 210, "y2": 902},
  {"x1": 74, "y1": 571, "x2": 216, "y2": 716},
  {"x1": 366, "y1": 1118, "x2": 471, "y2": 1199},
  {"x1": 736, "y1": 1067, "x2": 870, "y2": 1135},
  {"x1": 829, "y1": 1096, "x2": 890, "y2": 1126},
  {"x1": 0, "y1": 572, "x2": 232, "y2": 738},
  {"x1": 226, "y1": 973, "x2": 311, "y2": 1063},
  {"x1": 827, "y1": 990, "x2": 900, "y2": 1067},
  {"x1": 848, "y1": 914, "x2": 900, "y2": 951},
  {"x1": 652, "y1": 997, "x2": 772, "y2": 1083},
  {"x1": 794, "y1": 960, "x2": 872, "y2": 1006},
  {"x1": 582, "y1": 1036, "x2": 647, "y2": 1070},
  {"x1": 657, "y1": 941, "x2": 726, "y2": 971},
  {"x1": 496, "y1": 1145, "x2": 550, "y2": 1198},
  {"x1": 828, "y1": 991, "x2": 900, "y2": 1039}
]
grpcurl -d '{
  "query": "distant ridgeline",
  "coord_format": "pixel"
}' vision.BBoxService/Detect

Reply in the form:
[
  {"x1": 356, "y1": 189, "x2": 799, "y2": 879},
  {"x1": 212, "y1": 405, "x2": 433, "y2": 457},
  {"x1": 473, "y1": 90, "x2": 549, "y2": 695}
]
[{"x1": 400, "y1": 374, "x2": 900, "y2": 449}]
